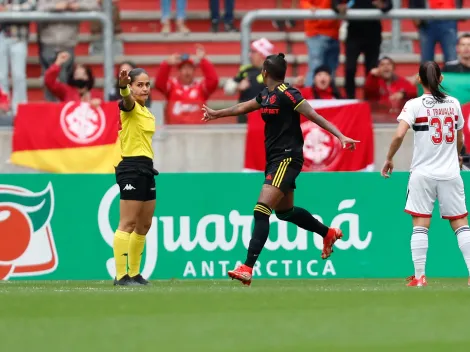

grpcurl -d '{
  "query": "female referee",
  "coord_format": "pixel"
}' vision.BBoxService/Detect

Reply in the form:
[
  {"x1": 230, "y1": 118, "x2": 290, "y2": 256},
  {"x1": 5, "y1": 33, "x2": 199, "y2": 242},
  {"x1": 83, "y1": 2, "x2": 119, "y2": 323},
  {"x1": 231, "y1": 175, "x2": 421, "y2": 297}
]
[
  {"x1": 202, "y1": 53, "x2": 359, "y2": 286},
  {"x1": 113, "y1": 68, "x2": 158, "y2": 286}
]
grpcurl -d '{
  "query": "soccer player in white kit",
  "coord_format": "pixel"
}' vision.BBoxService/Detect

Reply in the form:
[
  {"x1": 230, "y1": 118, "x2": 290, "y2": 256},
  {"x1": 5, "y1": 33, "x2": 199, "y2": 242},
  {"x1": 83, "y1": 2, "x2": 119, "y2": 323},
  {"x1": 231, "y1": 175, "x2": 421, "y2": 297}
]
[{"x1": 381, "y1": 61, "x2": 470, "y2": 287}]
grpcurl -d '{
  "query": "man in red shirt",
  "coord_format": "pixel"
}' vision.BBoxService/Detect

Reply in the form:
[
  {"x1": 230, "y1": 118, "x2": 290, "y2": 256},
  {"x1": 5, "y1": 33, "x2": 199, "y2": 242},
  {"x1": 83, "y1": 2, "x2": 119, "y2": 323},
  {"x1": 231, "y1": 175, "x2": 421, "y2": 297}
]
[
  {"x1": 302, "y1": 0, "x2": 340, "y2": 87},
  {"x1": 155, "y1": 44, "x2": 219, "y2": 124},
  {"x1": 364, "y1": 56, "x2": 417, "y2": 113}
]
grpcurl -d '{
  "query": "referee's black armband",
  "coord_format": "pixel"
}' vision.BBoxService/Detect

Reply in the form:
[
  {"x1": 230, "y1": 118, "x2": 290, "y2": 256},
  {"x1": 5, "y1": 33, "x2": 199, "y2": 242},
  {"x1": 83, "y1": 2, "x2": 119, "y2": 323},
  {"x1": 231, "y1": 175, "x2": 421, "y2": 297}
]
[{"x1": 119, "y1": 100, "x2": 135, "y2": 112}]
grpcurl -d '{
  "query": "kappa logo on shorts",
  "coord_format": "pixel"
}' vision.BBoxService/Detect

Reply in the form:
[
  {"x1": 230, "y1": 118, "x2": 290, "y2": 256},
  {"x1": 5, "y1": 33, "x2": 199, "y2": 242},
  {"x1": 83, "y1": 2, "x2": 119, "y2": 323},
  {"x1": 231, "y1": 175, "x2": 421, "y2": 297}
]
[
  {"x1": 123, "y1": 184, "x2": 136, "y2": 191},
  {"x1": 266, "y1": 174, "x2": 273, "y2": 181}
]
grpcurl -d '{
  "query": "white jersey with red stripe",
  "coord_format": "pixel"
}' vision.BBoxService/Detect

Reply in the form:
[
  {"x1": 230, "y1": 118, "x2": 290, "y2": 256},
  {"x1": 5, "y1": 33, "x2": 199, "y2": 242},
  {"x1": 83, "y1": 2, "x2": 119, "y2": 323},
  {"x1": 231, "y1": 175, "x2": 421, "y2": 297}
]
[{"x1": 397, "y1": 93, "x2": 464, "y2": 180}]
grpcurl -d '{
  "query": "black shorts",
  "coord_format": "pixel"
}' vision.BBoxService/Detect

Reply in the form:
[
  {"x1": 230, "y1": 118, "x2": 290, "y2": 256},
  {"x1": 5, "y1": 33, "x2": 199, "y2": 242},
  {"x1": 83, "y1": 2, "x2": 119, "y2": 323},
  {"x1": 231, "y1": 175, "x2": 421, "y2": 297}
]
[
  {"x1": 264, "y1": 157, "x2": 303, "y2": 194},
  {"x1": 115, "y1": 156, "x2": 159, "y2": 201}
]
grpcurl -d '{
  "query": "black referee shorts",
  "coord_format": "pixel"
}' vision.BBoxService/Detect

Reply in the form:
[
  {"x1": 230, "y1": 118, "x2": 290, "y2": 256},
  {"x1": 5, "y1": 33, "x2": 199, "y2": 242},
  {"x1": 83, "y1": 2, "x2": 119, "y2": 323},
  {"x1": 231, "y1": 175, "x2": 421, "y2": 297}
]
[
  {"x1": 115, "y1": 156, "x2": 159, "y2": 201},
  {"x1": 264, "y1": 157, "x2": 303, "y2": 194}
]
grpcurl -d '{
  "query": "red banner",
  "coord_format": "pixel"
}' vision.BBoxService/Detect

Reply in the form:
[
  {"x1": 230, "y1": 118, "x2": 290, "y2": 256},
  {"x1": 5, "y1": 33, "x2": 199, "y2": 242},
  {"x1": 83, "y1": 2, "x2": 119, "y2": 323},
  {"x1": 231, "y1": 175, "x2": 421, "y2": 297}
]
[
  {"x1": 244, "y1": 100, "x2": 375, "y2": 171},
  {"x1": 11, "y1": 102, "x2": 121, "y2": 173},
  {"x1": 461, "y1": 103, "x2": 470, "y2": 152}
]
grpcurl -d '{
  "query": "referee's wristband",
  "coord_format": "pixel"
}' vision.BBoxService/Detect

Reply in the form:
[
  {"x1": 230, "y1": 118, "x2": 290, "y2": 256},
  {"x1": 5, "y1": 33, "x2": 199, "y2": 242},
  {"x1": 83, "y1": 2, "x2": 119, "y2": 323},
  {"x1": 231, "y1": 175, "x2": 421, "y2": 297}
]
[{"x1": 120, "y1": 86, "x2": 131, "y2": 97}]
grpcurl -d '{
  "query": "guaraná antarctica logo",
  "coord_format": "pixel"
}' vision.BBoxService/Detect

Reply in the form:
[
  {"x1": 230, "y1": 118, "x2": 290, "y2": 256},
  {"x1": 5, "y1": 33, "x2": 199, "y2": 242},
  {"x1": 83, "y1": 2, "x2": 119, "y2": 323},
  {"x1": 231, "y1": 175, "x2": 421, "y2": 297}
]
[
  {"x1": 99, "y1": 185, "x2": 372, "y2": 280},
  {"x1": 0, "y1": 183, "x2": 57, "y2": 280}
]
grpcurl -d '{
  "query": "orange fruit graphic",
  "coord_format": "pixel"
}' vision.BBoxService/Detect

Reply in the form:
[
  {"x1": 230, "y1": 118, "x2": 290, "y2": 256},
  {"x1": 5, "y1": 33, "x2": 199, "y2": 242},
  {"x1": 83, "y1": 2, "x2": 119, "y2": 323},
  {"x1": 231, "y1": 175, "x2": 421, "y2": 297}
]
[{"x1": 0, "y1": 206, "x2": 31, "y2": 262}]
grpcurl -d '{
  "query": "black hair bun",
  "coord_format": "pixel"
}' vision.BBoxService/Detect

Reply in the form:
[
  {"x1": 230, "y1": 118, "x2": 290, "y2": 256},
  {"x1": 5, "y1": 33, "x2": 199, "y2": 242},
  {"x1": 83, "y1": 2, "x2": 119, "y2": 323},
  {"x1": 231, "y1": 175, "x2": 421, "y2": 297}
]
[{"x1": 278, "y1": 53, "x2": 285, "y2": 59}]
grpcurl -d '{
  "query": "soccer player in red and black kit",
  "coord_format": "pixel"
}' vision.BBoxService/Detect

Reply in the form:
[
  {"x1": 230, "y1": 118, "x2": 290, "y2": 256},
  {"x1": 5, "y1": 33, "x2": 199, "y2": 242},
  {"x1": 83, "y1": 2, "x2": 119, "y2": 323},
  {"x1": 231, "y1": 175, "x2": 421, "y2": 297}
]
[{"x1": 202, "y1": 53, "x2": 359, "y2": 286}]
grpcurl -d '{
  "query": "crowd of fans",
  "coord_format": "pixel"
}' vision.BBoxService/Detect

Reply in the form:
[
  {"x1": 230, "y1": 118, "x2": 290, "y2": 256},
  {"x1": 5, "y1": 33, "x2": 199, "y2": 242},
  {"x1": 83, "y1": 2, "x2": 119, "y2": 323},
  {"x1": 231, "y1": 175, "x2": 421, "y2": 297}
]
[{"x1": 0, "y1": 0, "x2": 468, "y2": 125}]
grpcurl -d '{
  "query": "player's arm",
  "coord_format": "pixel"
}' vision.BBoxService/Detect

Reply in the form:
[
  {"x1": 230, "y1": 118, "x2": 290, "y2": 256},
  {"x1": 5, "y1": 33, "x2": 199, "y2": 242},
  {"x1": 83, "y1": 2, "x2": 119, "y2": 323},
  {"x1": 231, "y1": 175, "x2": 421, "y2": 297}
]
[
  {"x1": 118, "y1": 70, "x2": 135, "y2": 111},
  {"x1": 202, "y1": 99, "x2": 261, "y2": 121},
  {"x1": 296, "y1": 100, "x2": 359, "y2": 149},
  {"x1": 381, "y1": 120, "x2": 410, "y2": 178}
]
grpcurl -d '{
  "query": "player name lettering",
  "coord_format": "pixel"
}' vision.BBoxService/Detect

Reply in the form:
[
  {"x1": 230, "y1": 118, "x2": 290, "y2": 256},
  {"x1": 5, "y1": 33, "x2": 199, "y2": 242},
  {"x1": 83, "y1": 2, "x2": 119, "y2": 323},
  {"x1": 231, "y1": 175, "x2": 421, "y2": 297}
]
[
  {"x1": 431, "y1": 107, "x2": 455, "y2": 116},
  {"x1": 261, "y1": 108, "x2": 279, "y2": 114}
]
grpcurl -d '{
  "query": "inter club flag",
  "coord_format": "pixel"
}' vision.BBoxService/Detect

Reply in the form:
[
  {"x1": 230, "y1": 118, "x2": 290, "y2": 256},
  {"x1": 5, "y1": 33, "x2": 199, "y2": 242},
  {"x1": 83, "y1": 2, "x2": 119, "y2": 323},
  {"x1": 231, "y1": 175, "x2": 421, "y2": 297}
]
[
  {"x1": 460, "y1": 103, "x2": 470, "y2": 152},
  {"x1": 244, "y1": 100, "x2": 375, "y2": 172},
  {"x1": 10, "y1": 102, "x2": 121, "y2": 173}
]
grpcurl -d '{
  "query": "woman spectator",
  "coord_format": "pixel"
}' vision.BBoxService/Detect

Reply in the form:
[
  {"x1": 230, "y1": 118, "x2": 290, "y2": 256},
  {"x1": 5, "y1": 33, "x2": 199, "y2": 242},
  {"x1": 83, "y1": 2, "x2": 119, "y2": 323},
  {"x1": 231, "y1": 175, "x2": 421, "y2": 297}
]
[
  {"x1": 44, "y1": 51, "x2": 101, "y2": 106},
  {"x1": 295, "y1": 65, "x2": 342, "y2": 100},
  {"x1": 109, "y1": 61, "x2": 151, "y2": 107}
]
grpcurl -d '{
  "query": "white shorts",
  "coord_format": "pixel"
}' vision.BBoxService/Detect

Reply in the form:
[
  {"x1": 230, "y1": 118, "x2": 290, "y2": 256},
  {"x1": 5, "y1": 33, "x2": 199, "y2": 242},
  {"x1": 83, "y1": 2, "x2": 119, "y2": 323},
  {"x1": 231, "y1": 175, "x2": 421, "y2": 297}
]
[{"x1": 405, "y1": 172, "x2": 468, "y2": 219}]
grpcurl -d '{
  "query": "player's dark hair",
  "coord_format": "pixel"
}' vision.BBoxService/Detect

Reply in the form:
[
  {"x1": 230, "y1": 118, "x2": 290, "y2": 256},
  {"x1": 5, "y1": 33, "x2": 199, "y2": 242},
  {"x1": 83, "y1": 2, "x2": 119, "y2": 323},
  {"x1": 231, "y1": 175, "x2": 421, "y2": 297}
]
[
  {"x1": 419, "y1": 61, "x2": 446, "y2": 103},
  {"x1": 129, "y1": 68, "x2": 148, "y2": 83},
  {"x1": 263, "y1": 53, "x2": 287, "y2": 81},
  {"x1": 458, "y1": 33, "x2": 470, "y2": 44}
]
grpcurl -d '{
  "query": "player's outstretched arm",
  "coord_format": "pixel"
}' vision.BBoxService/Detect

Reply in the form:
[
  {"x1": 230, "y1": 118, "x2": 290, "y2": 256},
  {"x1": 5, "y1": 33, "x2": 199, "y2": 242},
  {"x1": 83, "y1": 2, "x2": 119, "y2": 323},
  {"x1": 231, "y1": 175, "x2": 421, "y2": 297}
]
[
  {"x1": 381, "y1": 120, "x2": 410, "y2": 178},
  {"x1": 296, "y1": 101, "x2": 359, "y2": 150},
  {"x1": 202, "y1": 99, "x2": 261, "y2": 121},
  {"x1": 119, "y1": 70, "x2": 135, "y2": 111}
]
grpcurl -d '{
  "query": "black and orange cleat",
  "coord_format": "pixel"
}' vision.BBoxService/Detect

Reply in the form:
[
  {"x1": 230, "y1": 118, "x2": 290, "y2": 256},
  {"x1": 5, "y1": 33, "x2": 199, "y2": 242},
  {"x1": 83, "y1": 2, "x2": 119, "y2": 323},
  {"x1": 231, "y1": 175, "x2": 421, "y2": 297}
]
[
  {"x1": 321, "y1": 228, "x2": 343, "y2": 260},
  {"x1": 406, "y1": 275, "x2": 427, "y2": 287},
  {"x1": 228, "y1": 264, "x2": 253, "y2": 286}
]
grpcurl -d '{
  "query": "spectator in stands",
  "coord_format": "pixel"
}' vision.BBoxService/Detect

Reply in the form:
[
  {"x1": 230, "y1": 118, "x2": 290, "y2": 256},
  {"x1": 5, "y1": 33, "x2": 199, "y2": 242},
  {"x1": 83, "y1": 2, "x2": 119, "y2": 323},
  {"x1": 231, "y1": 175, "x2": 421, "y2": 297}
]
[
  {"x1": 0, "y1": 86, "x2": 10, "y2": 113},
  {"x1": 443, "y1": 33, "x2": 470, "y2": 72},
  {"x1": 161, "y1": 0, "x2": 189, "y2": 34},
  {"x1": 44, "y1": 51, "x2": 101, "y2": 106},
  {"x1": 209, "y1": 0, "x2": 236, "y2": 32},
  {"x1": 89, "y1": 0, "x2": 123, "y2": 55},
  {"x1": 272, "y1": 0, "x2": 298, "y2": 30},
  {"x1": 0, "y1": 0, "x2": 35, "y2": 115},
  {"x1": 0, "y1": 86, "x2": 11, "y2": 125},
  {"x1": 155, "y1": 44, "x2": 219, "y2": 124},
  {"x1": 364, "y1": 56, "x2": 417, "y2": 113},
  {"x1": 333, "y1": 0, "x2": 393, "y2": 99},
  {"x1": 109, "y1": 61, "x2": 151, "y2": 107},
  {"x1": 410, "y1": 0, "x2": 460, "y2": 64},
  {"x1": 223, "y1": 38, "x2": 273, "y2": 123},
  {"x1": 37, "y1": 0, "x2": 99, "y2": 102},
  {"x1": 295, "y1": 65, "x2": 342, "y2": 100},
  {"x1": 302, "y1": 0, "x2": 340, "y2": 87}
]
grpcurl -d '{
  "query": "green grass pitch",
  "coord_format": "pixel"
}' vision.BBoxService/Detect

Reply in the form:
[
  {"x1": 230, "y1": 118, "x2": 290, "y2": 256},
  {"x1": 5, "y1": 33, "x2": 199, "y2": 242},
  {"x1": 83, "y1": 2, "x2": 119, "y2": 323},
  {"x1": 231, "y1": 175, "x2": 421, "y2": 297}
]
[{"x1": 1, "y1": 279, "x2": 469, "y2": 352}]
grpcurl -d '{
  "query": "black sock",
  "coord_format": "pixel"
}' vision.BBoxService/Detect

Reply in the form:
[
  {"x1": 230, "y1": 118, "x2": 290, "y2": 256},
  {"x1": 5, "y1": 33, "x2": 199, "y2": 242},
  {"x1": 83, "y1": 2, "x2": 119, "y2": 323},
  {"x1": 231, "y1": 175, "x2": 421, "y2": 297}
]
[
  {"x1": 245, "y1": 203, "x2": 272, "y2": 268},
  {"x1": 276, "y1": 207, "x2": 329, "y2": 237}
]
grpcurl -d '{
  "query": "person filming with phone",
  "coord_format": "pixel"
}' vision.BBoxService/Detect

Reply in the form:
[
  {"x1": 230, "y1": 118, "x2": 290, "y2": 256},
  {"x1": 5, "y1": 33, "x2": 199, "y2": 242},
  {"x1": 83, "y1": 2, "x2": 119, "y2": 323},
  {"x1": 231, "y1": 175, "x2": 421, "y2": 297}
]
[{"x1": 155, "y1": 44, "x2": 219, "y2": 124}]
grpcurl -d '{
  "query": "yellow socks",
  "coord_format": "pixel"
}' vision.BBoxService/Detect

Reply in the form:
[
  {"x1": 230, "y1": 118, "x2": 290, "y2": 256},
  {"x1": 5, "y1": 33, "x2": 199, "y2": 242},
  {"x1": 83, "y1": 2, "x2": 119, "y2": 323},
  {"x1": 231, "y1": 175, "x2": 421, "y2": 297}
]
[
  {"x1": 113, "y1": 230, "x2": 130, "y2": 280},
  {"x1": 128, "y1": 232, "x2": 146, "y2": 277}
]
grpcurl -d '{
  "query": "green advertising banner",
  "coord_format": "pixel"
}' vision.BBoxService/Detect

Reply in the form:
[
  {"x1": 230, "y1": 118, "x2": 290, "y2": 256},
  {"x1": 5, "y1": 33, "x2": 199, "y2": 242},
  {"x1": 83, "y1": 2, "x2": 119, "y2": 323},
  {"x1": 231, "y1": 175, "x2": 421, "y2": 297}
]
[
  {"x1": 418, "y1": 72, "x2": 470, "y2": 104},
  {"x1": 0, "y1": 172, "x2": 468, "y2": 281}
]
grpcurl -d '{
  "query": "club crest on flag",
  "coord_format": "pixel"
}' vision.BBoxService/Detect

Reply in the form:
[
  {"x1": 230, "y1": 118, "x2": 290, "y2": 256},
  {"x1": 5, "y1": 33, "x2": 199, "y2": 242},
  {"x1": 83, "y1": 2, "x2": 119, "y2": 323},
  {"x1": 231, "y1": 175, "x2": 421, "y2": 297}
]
[
  {"x1": 301, "y1": 121, "x2": 341, "y2": 171},
  {"x1": 0, "y1": 183, "x2": 58, "y2": 280},
  {"x1": 60, "y1": 102, "x2": 106, "y2": 144}
]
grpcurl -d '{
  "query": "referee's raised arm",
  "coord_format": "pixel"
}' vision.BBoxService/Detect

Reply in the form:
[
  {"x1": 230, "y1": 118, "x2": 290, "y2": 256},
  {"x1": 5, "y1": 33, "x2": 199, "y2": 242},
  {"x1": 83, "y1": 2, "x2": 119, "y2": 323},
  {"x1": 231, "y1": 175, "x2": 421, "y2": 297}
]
[{"x1": 119, "y1": 70, "x2": 134, "y2": 111}]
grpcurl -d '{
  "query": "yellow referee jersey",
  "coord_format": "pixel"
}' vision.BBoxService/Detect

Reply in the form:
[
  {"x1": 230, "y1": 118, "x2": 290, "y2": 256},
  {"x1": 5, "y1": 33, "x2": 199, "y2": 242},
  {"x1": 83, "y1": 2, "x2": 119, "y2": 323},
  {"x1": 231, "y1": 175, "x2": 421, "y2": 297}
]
[{"x1": 118, "y1": 101, "x2": 155, "y2": 160}]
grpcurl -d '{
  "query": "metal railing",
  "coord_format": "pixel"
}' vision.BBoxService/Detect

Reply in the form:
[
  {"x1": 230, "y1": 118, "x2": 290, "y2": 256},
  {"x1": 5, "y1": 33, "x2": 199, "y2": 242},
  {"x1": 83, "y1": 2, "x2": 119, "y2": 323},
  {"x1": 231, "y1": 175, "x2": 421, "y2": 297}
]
[
  {"x1": 0, "y1": 0, "x2": 114, "y2": 100},
  {"x1": 241, "y1": 9, "x2": 470, "y2": 65}
]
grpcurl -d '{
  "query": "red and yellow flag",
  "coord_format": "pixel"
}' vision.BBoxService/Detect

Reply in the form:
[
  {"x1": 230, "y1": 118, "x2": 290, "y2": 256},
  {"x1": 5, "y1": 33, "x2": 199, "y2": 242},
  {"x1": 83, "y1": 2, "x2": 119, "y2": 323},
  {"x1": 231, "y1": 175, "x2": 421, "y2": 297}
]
[{"x1": 11, "y1": 102, "x2": 121, "y2": 173}]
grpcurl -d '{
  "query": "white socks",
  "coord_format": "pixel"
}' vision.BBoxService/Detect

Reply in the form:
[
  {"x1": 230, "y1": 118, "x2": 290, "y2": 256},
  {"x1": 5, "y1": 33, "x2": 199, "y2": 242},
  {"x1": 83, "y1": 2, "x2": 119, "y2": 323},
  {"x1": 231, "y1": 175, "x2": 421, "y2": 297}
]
[
  {"x1": 455, "y1": 226, "x2": 470, "y2": 276},
  {"x1": 411, "y1": 226, "x2": 429, "y2": 278}
]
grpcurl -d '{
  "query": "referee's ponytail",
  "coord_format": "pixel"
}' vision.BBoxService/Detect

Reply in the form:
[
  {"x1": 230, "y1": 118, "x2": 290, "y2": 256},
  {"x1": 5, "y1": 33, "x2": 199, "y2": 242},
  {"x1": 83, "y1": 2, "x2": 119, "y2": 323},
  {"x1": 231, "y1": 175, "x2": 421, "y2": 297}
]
[{"x1": 419, "y1": 61, "x2": 446, "y2": 103}]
